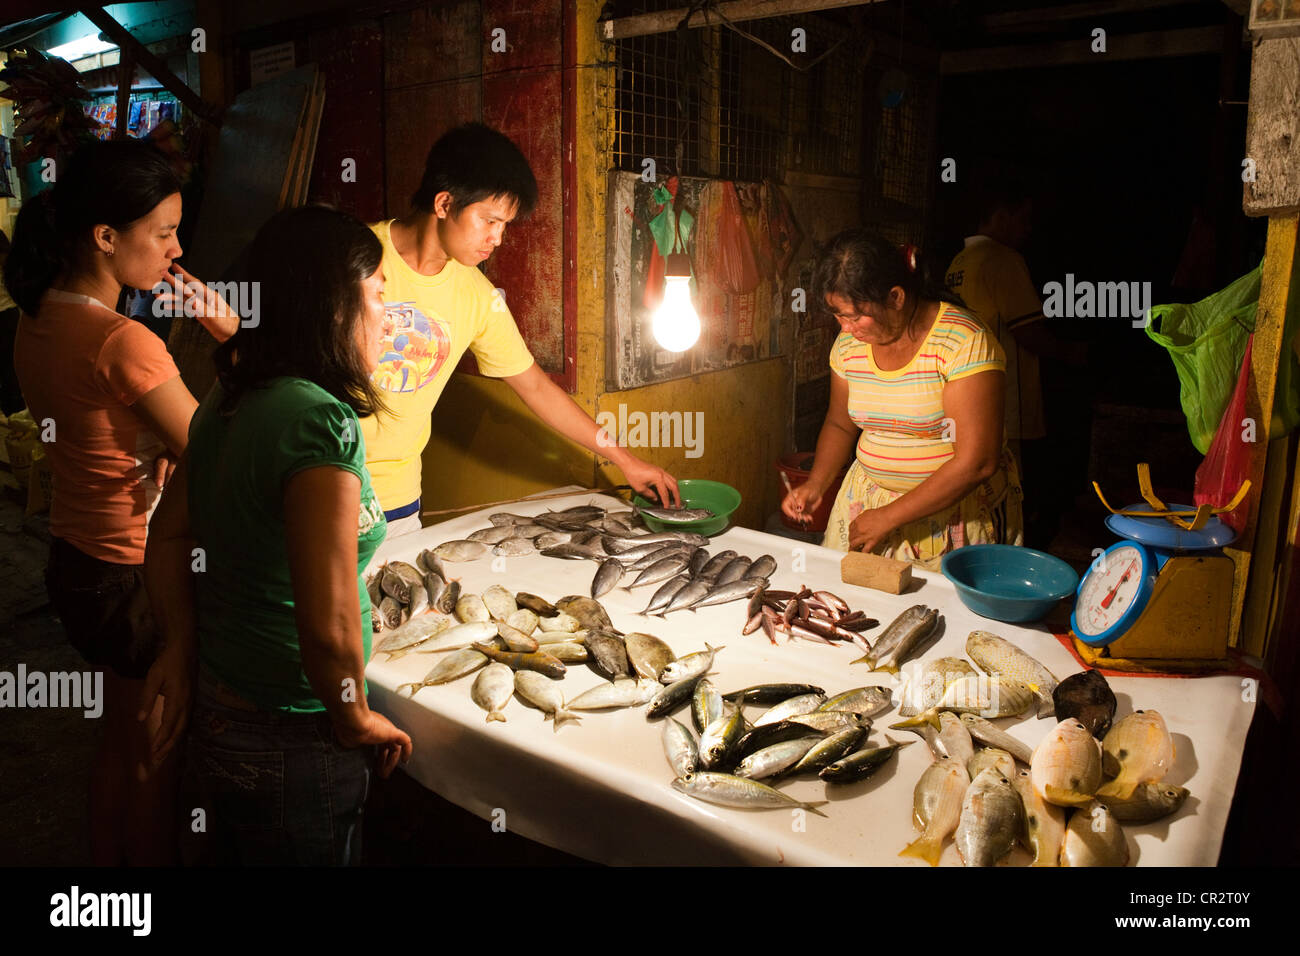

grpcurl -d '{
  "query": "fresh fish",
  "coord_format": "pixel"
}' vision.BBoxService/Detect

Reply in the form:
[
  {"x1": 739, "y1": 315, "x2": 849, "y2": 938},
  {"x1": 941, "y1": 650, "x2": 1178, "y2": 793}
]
[
  {"x1": 968, "y1": 747, "x2": 1017, "y2": 781},
  {"x1": 434, "y1": 540, "x2": 489, "y2": 562},
  {"x1": 1011, "y1": 768, "x2": 1066, "y2": 867},
  {"x1": 493, "y1": 537, "x2": 537, "y2": 557},
  {"x1": 1053, "y1": 669, "x2": 1117, "y2": 739},
  {"x1": 554, "y1": 595, "x2": 614, "y2": 632},
  {"x1": 713, "y1": 557, "x2": 753, "y2": 586},
  {"x1": 691, "y1": 578, "x2": 764, "y2": 610},
  {"x1": 820, "y1": 739, "x2": 910, "y2": 783},
  {"x1": 734, "y1": 736, "x2": 822, "y2": 780},
  {"x1": 853, "y1": 606, "x2": 940, "y2": 673},
  {"x1": 608, "y1": 530, "x2": 708, "y2": 549},
  {"x1": 787, "y1": 724, "x2": 870, "y2": 776},
  {"x1": 891, "y1": 709, "x2": 974, "y2": 766},
  {"x1": 507, "y1": 523, "x2": 550, "y2": 538},
  {"x1": 539, "y1": 641, "x2": 588, "y2": 663},
  {"x1": 422, "y1": 571, "x2": 446, "y2": 609},
  {"x1": 959, "y1": 713, "x2": 1034, "y2": 765},
  {"x1": 663, "y1": 719, "x2": 698, "y2": 778},
  {"x1": 900, "y1": 756, "x2": 970, "y2": 866},
  {"x1": 542, "y1": 543, "x2": 605, "y2": 561},
  {"x1": 366, "y1": 574, "x2": 382, "y2": 608},
  {"x1": 625, "y1": 631, "x2": 676, "y2": 681},
  {"x1": 585, "y1": 630, "x2": 632, "y2": 681},
  {"x1": 482, "y1": 585, "x2": 517, "y2": 621},
  {"x1": 591, "y1": 558, "x2": 624, "y2": 598},
  {"x1": 754, "y1": 692, "x2": 828, "y2": 727},
  {"x1": 748, "y1": 554, "x2": 778, "y2": 579},
  {"x1": 966, "y1": 630, "x2": 1059, "y2": 719},
  {"x1": 415, "y1": 549, "x2": 445, "y2": 576},
  {"x1": 488, "y1": 512, "x2": 527, "y2": 526},
  {"x1": 898, "y1": 657, "x2": 977, "y2": 716},
  {"x1": 788, "y1": 711, "x2": 866, "y2": 735},
  {"x1": 469, "y1": 525, "x2": 517, "y2": 544},
  {"x1": 614, "y1": 540, "x2": 685, "y2": 564},
  {"x1": 687, "y1": 547, "x2": 711, "y2": 577},
  {"x1": 1097, "y1": 710, "x2": 1175, "y2": 801},
  {"x1": 455, "y1": 593, "x2": 491, "y2": 623},
  {"x1": 671, "y1": 772, "x2": 829, "y2": 816},
  {"x1": 373, "y1": 614, "x2": 452, "y2": 658},
  {"x1": 436, "y1": 579, "x2": 460, "y2": 615},
  {"x1": 663, "y1": 579, "x2": 711, "y2": 614},
  {"x1": 371, "y1": 604, "x2": 384, "y2": 633},
  {"x1": 645, "y1": 674, "x2": 705, "y2": 719},
  {"x1": 723, "y1": 683, "x2": 826, "y2": 705},
  {"x1": 734, "y1": 720, "x2": 830, "y2": 761},
  {"x1": 1096, "y1": 781, "x2": 1189, "y2": 823},
  {"x1": 691, "y1": 678, "x2": 724, "y2": 734},
  {"x1": 659, "y1": 643, "x2": 723, "y2": 685},
  {"x1": 635, "y1": 505, "x2": 716, "y2": 523},
  {"x1": 398, "y1": 649, "x2": 488, "y2": 695},
  {"x1": 472, "y1": 663, "x2": 515, "y2": 722},
  {"x1": 495, "y1": 622, "x2": 539, "y2": 653},
  {"x1": 513, "y1": 671, "x2": 580, "y2": 731},
  {"x1": 472, "y1": 643, "x2": 567, "y2": 679},
  {"x1": 538, "y1": 611, "x2": 581, "y2": 633},
  {"x1": 1061, "y1": 801, "x2": 1130, "y2": 867},
  {"x1": 624, "y1": 555, "x2": 690, "y2": 590},
  {"x1": 506, "y1": 608, "x2": 540, "y2": 635},
  {"x1": 936, "y1": 675, "x2": 1037, "y2": 718},
  {"x1": 378, "y1": 596, "x2": 403, "y2": 629},
  {"x1": 1031, "y1": 718, "x2": 1103, "y2": 807},
  {"x1": 534, "y1": 629, "x2": 586, "y2": 645},
  {"x1": 379, "y1": 566, "x2": 410, "y2": 603},
  {"x1": 627, "y1": 544, "x2": 695, "y2": 571},
  {"x1": 410, "y1": 620, "x2": 499, "y2": 654},
  {"x1": 699, "y1": 706, "x2": 747, "y2": 769},
  {"x1": 515, "y1": 593, "x2": 559, "y2": 617},
  {"x1": 819, "y1": 686, "x2": 893, "y2": 719},
  {"x1": 567, "y1": 677, "x2": 662, "y2": 711},
  {"x1": 697, "y1": 550, "x2": 737, "y2": 579},
  {"x1": 954, "y1": 767, "x2": 1024, "y2": 867},
  {"x1": 639, "y1": 576, "x2": 689, "y2": 616},
  {"x1": 534, "y1": 531, "x2": 572, "y2": 550}
]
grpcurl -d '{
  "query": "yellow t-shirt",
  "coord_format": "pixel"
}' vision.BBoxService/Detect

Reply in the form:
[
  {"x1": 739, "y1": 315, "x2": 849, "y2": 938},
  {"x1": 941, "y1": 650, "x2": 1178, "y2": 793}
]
[
  {"x1": 945, "y1": 236, "x2": 1046, "y2": 440},
  {"x1": 829, "y1": 302, "x2": 1005, "y2": 494},
  {"x1": 362, "y1": 220, "x2": 535, "y2": 510}
]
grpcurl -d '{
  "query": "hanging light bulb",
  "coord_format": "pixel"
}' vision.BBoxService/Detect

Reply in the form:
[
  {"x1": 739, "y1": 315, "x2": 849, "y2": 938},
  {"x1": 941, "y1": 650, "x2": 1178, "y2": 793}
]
[{"x1": 650, "y1": 252, "x2": 700, "y2": 352}]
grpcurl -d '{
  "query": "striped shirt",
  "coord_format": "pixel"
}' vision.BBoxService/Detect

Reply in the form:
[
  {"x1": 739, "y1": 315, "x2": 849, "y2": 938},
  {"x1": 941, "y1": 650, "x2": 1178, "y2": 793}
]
[{"x1": 829, "y1": 303, "x2": 1005, "y2": 493}]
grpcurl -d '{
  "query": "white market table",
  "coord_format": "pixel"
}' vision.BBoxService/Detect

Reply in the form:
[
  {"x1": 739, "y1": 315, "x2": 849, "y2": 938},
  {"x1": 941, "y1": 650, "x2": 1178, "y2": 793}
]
[{"x1": 363, "y1": 488, "x2": 1255, "y2": 866}]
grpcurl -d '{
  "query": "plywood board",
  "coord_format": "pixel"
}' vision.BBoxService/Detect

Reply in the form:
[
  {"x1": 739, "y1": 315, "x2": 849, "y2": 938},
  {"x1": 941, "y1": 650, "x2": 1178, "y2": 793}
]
[{"x1": 1244, "y1": 36, "x2": 1300, "y2": 216}]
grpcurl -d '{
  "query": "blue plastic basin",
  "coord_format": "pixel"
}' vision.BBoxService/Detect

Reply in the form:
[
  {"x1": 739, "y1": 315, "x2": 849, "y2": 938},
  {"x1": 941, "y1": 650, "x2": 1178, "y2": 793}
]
[{"x1": 941, "y1": 544, "x2": 1079, "y2": 624}]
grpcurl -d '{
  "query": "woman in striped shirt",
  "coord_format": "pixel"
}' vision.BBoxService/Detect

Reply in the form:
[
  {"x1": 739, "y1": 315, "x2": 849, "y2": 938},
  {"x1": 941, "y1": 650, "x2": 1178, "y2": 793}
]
[{"x1": 782, "y1": 230, "x2": 1023, "y2": 569}]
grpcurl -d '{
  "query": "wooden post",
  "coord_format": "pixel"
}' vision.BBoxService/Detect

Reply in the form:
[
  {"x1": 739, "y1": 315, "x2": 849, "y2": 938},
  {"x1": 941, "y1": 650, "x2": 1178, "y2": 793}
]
[{"x1": 113, "y1": 50, "x2": 131, "y2": 140}]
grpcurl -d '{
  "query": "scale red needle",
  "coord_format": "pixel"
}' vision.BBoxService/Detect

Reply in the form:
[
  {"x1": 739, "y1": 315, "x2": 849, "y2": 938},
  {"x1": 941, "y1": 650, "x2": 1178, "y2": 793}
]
[{"x1": 1100, "y1": 560, "x2": 1137, "y2": 610}]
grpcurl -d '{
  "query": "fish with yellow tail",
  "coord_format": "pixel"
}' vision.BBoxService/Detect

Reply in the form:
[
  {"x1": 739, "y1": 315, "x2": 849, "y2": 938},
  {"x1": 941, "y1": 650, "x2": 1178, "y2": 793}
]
[
  {"x1": 1096, "y1": 710, "x2": 1175, "y2": 801},
  {"x1": 900, "y1": 755, "x2": 969, "y2": 866},
  {"x1": 1031, "y1": 718, "x2": 1103, "y2": 807},
  {"x1": 851, "y1": 606, "x2": 939, "y2": 673}
]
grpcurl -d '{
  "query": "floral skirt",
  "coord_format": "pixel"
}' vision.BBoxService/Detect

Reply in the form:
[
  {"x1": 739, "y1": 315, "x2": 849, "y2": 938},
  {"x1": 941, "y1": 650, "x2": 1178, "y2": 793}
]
[{"x1": 821, "y1": 447, "x2": 1025, "y2": 571}]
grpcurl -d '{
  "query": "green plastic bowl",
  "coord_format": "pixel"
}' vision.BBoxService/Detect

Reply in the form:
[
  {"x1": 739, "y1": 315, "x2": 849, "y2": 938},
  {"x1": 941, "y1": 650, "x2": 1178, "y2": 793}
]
[{"x1": 633, "y1": 479, "x2": 741, "y2": 536}]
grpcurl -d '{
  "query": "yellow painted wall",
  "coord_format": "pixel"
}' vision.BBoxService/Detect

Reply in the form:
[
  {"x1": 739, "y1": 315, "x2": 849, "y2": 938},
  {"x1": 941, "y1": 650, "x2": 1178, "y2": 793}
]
[{"x1": 420, "y1": 0, "x2": 791, "y2": 530}]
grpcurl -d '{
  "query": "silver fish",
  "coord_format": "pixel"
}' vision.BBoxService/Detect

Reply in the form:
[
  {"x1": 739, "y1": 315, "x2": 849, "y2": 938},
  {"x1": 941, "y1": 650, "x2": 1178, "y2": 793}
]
[
  {"x1": 422, "y1": 571, "x2": 446, "y2": 609},
  {"x1": 691, "y1": 678, "x2": 724, "y2": 734},
  {"x1": 612, "y1": 539, "x2": 683, "y2": 563},
  {"x1": 495, "y1": 622, "x2": 539, "y2": 653},
  {"x1": 853, "y1": 605, "x2": 939, "y2": 674},
  {"x1": 542, "y1": 543, "x2": 605, "y2": 561},
  {"x1": 690, "y1": 577, "x2": 764, "y2": 610},
  {"x1": 434, "y1": 540, "x2": 489, "y2": 562},
  {"x1": 959, "y1": 713, "x2": 1034, "y2": 765},
  {"x1": 508, "y1": 523, "x2": 550, "y2": 538},
  {"x1": 469, "y1": 526, "x2": 517, "y2": 545},
  {"x1": 373, "y1": 614, "x2": 452, "y2": 657},
  {"x1": 671, "y1": 772, "x2": 828, "y2": 816},
  {"x1": 891, "y1": 709, "x2": 974, "y2": 765},
  {"x1": 659, "y1": 643, "x2": 723, "y2": 685},
  {"x1": 436, "y1": 579, "x2": 460, "y2": 614},
  {"x1": 482, "y1": 585, "x2": 517, "y2": 621},
  {"x1": 955, "y1": 767, "x2": 1024, "y2": 867},
  {"x1": 663, "y1": 718, "x2": 698, "y2": 778},
  {"x1": 713, "y1": 556, "x2": 753, "y2": 586},
  {"x1": 687, "y1": 547, "x2": 711, "y2": 577},
  {"x1": 628, "y1": 544, "x2": 692, "y2": 572},
  {"x1": 455, "y1": 593, "x2": 491, "y2": 623},
  {"x1": 819, "y1": 739, "x2": 910, "y2": 783},
  {"x1": 635, "y1": 505, "x2": 715, "y2": 523},
  {"x1": 410, "y1": 620, "x2": 499, "y2": 654},
  {"x1": 663, "y1": 578, "x2": 711, "y2": 614},
  {"x1": 415, "y1": 549, "x2": 445, "y2": 576},
  {"x1": 788, "y1": 711, "x2": 865, "y2": 735},
  {"x1": 787, "y1": 724, "x2": 870, "y2": 776},
  {"x1": 966, "y1": 630, "x2": 1059, "y2": 719},
  {"x1": 698, "y1": 706, "x2": 748, "y2": 770},
  {"x1": 900, "y1": 756, "x2": 970, "y2": 866},
  {"x1": 534, "y1": 531, "x2": 572, "y2": 549},
  {"x1": 1012, "y1": 767, "x2": 1066, "y2": 867},
  {"x1": 748, "y1": 554, "x2": 778, "y2": 579},
  {"x1": 471, "y1": 662, "x2": 515, "y2": 722},
  {"x1": 567, "y1": 677, "x2": 662, "y2": 711},
  {"x1": 398, "y1": 649, "x2": 488, "y2": 695},
  {"x1": 624, "y1": 554, "x2": 690, "y2": 589},
  {"x1": 819, "y1": 686, "x2": 893, "y2": 719},
  {"x1": 378, "y1": 596, "x2": 403, "y2": 629},
  {"x1": 379, "y1": 566, "x2": 410, "y2": 603},
  {"x1": 540, "y1": 641, "x2": 588, "y2": 663},
  {"x1": 585, "y1": 630, "x2": 631, "y2": 681},
  {"x1": 734, "y1": 736, "x2": 822, "y2": 780},
  {"x1": 697, "y1": 550, "x2": 738, "y2": 579},
  {"x1": 534, "y1": 629, "x2": 585, "y2": 645},
  {"x1": 645, "y1": 674, "x2": 704, "y2": 719},
  {"x1": 513, "y1": 671, "x2": 580, "y2": 731},
  {"x1": 488, "y1": 512, "x2": 527, "y2": 526},
  {"x1": 755, "y1": 692, "x2": 828, "y2": 727},
  {"x1": 592, "y1": 558, "x2": 624, "y2": 598},
  {"x1": 493, "y1": 537, "x2": 537, "y2": 557},
  {"x1": 1096, "y1": 782, "x2": 1189, "y2": 824},
  {"x1": 639, "y1": 575, "x2": 689, "y2": 616},
  {"x1": 1060, "y1": 800, "x2": 1130, "y2": 867},
  {"x1": 506, "y1": 608, "x2": 540, "y2": 635},
  {"x1": 625, "y1": 631, "x2": 676, "y2": 681},
  {"x1": 898, "y1": 657, "x2": 978, "y2": 717}
]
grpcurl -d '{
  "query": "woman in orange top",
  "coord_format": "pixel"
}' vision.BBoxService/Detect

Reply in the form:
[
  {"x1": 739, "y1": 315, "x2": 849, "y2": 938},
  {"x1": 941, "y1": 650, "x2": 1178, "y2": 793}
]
[{"x1": 6, "y1": 140, "x2": 236, "y2": 864}]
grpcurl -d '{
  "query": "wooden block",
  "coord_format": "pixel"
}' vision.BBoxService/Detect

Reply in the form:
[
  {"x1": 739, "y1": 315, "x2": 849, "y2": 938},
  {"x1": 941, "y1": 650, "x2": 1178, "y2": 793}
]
[{"x1": 841, "y1": 551, "x2": 912, "y2": 594}]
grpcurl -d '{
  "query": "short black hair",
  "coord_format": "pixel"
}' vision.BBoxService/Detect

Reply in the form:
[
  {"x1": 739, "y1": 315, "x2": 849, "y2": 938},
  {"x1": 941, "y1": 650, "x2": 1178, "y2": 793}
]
[
  {"x1": 971, "y1": 167, "x2": 1032, "y2": 229},
  {"x1": 213, "y1": 205, "x2": 386, "y2": 418},
  {"x1": 410, "y1": 122, "x2": 538, "y2": 219}
]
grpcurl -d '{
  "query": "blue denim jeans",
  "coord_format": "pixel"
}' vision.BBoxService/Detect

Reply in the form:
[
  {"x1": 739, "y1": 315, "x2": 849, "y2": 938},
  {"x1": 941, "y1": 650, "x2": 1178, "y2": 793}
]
[{"x1": 183, "y1": 671, "x2": 371, "y2": 865}]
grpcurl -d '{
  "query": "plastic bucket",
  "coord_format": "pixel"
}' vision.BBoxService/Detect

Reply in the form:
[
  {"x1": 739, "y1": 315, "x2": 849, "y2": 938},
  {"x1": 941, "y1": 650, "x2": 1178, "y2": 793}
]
[{"x1": 775, "y1": 452, "x2": 845, "y2": 532}]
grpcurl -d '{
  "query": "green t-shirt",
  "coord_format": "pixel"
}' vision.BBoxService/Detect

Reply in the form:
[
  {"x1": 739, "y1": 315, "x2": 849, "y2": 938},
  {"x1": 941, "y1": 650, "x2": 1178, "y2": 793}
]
[{"x1": 187, "y1": 377, "x2": 387, "y2": 711}]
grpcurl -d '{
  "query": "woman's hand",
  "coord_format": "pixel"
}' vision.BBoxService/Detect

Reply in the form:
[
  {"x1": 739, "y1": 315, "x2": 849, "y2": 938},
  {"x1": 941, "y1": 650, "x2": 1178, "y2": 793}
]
[
  {"x1": 153, "y1": 264, "x2": 240, "y2": 342},
  {"x1": 781, "y1": 482, "x2": 823, "y2": 527},
  {"x1": 848, "y1": 506, "x2": 897, "y2": 553},
  {"x1": 621, "y1": 455, "x2": 680, "y2": 509},
  {"x1": 336, "y1": 712, "x2": 412, "y2": 778},
  {"x1": 137, "y1": 641, "x2": 194, "y2": 768}
]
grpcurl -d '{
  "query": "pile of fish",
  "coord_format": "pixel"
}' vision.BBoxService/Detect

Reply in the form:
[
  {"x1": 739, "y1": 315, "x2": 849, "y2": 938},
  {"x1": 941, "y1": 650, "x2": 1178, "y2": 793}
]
[
  {"x1": 366, "y1": 549, "x2": 460, "y2": 632},
  {"x1": 413, "y1": 501, "x2": 780, "y2": 615},
  {"x1": 740, "y1": 585, "x2": 879, "y2": 649},
  {"x1": 888, "y1": 633, "x2": 1188, "y2": 866}
]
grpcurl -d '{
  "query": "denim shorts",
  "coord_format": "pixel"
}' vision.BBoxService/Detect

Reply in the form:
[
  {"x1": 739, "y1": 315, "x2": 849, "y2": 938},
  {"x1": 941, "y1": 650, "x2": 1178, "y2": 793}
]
[
  {"x1": 183, "y1": 671, "x2": 371, "y2": 866},
  {"x1": 45, "y1": 536, "x2": 161, "y2": 679}
]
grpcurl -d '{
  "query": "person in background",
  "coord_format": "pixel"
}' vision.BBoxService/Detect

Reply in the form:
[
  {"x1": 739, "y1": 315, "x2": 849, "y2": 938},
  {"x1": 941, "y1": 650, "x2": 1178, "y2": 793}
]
[
  {"x1": 944, "y1": 174, "x2": 1085, "y2": 547},
  {"x1": 781, "y1": 230, "x2": 1023, "y2": 569},
  {"x1": 369, "y1": 123, "x2": 678, "y2": 535},
  {"x1": 0, "y1": 229, "x2": 24, "y2": 414},
  {"x1": 145, "y1": 205, "x2": 411, "y2": 866},
  {"x1": 5, "y1": 139, "x2": 236, "y2": 865}
]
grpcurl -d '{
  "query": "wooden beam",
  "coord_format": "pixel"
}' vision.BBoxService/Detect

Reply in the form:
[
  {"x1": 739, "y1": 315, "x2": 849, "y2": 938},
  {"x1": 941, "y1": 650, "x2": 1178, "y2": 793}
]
[
  {"x1": 980, "y1": 0, "x2": 1194, "y2": 33},
  {"x1": 79, "y1": 5, "x2": 222, "y2": 126},
  {"x1": 940, "y1": 25, "x2": 1227, "y2": 74},
  {"x1": 1243, "y1": 36, "x2": 1300, "y2": 217},
  {"x1": 600, "y1": 0, "x2": 883, "y2": 42},
  {"x1": 113, "y1": 49, "x2": 130, "y2": 140}
]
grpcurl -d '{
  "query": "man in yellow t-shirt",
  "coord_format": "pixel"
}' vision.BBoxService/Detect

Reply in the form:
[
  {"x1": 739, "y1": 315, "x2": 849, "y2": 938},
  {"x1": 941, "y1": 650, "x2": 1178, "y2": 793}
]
[{"x1": 365, "y1": 124, "x2": 678, "y2": 534}]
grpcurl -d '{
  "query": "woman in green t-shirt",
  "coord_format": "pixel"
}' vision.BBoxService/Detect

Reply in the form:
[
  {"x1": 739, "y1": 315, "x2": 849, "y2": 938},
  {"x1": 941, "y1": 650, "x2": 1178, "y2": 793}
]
[{"x1": 144, "y1": 205, "x2": 411, "y2": 864}]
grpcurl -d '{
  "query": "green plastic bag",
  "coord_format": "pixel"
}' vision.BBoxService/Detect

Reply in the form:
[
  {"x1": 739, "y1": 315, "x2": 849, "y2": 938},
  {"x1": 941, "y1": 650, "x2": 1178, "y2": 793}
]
[{"x1": 1146, "y1": 261, "x2": 1300, "y2": 453}]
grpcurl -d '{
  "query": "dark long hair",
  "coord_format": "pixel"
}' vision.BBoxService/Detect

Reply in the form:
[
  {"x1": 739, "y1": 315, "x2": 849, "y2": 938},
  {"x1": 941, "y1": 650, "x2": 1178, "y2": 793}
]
[
  {"x1": 2, "y1": 140, "x2": 181, "y2": 316},
  {"x1": 213, "y1": 205, "x2": 386, "y2": 418},
  {"x1": 812, "y1": 229, "x2": 960, "y2": 330}
]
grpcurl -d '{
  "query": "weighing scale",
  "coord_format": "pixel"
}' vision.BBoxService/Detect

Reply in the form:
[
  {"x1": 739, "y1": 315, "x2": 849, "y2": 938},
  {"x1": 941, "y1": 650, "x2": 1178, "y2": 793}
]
[{"x1": 1069, "y1": 465, "x2": 1250, "y2": 671}]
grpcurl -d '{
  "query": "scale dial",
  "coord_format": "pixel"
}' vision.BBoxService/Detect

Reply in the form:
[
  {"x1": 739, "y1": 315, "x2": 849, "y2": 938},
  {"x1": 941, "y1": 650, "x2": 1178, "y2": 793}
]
[{"x1": 1072, "y1": 542, "x2": 1157, "y2": 646}]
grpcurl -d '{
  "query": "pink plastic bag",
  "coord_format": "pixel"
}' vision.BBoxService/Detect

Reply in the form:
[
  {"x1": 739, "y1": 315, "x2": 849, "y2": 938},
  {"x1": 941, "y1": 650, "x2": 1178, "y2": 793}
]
[{"x1": 1194, "y1": 334, "x2": 1253, "y2": 532}]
